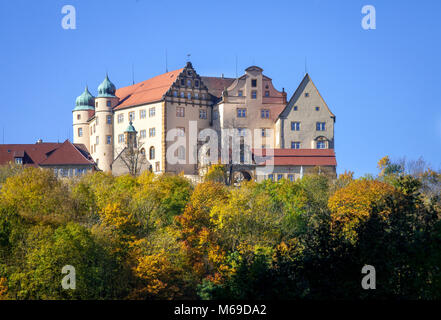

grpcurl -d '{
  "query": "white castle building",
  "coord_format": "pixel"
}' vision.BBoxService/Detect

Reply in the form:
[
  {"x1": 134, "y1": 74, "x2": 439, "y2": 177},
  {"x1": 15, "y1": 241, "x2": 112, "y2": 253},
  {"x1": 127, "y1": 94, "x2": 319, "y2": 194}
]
[{"x1": 72, "y1": 62, "x2": 336, "y2": 181}]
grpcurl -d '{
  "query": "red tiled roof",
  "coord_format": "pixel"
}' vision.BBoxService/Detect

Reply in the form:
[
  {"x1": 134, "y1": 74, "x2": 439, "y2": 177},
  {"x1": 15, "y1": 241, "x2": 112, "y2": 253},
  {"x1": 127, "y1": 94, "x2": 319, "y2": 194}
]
[
  {"x1": 39, "y1": 140, "x2": 94, "y2": 165},
  {"x1": 253, "y1": 148, "x2": 337, "y2": 166},
  {"x1": 0, "y1": 140, "x2": 94, "y2": 167},
  {"x1": 114, "y1": 69, "x2": 184, "y2": 110},
  {"x1": 200, "y1": 76, "x2": 236, "y2": 98}
]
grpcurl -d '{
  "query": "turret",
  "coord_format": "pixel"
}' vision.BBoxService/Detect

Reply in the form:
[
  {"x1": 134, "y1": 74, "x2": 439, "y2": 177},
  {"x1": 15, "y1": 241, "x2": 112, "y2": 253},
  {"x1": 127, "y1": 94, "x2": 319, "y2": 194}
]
[
  {"x1": 125, "y1": 121, "x2": 137, "y2": 149},
  {"x1": 93, "y1": 74, "x2": 119, "y2": 172},
  {"x1": 73, "y1": 86, "x2": 94, "y2": 151}
]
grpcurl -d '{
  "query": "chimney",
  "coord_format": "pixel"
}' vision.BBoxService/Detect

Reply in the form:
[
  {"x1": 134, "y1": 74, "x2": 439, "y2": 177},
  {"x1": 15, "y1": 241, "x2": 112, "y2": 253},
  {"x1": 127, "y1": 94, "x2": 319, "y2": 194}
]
[
  {"x1": 221, "y1": 73, "x2": 224, "y2": 79},
  {"x1": 36, "y1": 139, "x2": 43, "y2": 144}
]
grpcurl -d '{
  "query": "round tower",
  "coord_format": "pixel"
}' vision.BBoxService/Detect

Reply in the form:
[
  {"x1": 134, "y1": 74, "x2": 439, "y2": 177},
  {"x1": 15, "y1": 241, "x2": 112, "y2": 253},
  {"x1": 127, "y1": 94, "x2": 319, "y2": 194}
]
[
  {"x1": 73, "y1": 86, "x2": 95, "y2": 152},
  {"x1": 94, "y1": 74, "x2": 119, "y2": 172}
]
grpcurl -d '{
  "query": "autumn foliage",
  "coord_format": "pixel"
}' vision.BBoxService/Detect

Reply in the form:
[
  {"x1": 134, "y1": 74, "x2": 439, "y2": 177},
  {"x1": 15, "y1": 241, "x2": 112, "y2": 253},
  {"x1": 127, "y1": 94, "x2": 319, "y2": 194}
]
[{"x1": 1, "y1": 157, "x2": 441, "y2": 300}]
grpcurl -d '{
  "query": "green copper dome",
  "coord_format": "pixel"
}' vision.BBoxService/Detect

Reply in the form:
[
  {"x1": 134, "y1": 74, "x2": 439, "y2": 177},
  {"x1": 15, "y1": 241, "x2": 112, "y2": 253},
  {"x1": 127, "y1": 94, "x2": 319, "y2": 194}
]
[
  {"x1": 74, "y1": 86, "x2": 95, "y2": 111},
  {"x1": 125, "y1": 121, "x2": 137, "y2": 133},
  {"x1": 97, "y1": 73, "x2": 116, "y2": 98}
]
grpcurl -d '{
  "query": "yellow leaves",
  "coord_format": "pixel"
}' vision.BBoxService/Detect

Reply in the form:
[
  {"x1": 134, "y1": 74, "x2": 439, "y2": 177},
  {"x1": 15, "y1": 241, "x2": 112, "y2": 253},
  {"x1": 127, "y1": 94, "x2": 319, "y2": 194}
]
[
  {"x1": 328, "y1": 179, "x2": 395, "y2": 244},
  {"x1": 101, "y1": 202, "x2": 139, "y2": 231},
  {"x1": 0, "y1": 278, "x2": 9, "y2": 300},
  {"x1": 378, "y1": 156, "x2": 391, "y2": 177},
  {"x1": 204, "y1": 164, "x2": 227, "y2": 183},
  {"x1": 132, "y1": 249, "x2": 181, "y2": 299}
]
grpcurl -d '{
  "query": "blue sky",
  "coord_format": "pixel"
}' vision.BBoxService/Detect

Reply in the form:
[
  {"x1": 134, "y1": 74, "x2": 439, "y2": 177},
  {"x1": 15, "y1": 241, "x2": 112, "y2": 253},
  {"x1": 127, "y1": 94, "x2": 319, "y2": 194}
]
[{"x1": 0, "y1": 0, "x2": 440, "y2": 176}]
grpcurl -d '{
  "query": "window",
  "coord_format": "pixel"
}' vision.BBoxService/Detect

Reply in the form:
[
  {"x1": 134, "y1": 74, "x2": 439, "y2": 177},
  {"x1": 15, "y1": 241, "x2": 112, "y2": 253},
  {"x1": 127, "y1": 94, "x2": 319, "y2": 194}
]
[
  {"x1": 106, "y1": 135, "x2": 112, "y2": 144},
  {"x1": 268, "y1": 174, "x2": 274, "y2": 181},
  {"x1": 93, "y1": 124, "x2": 96, "y2": 133},
  {"x1": 140, "y1": 109, "x2": 146, "y2": 119},
  {"x1": 315, "y1": 106, "x2": 320, "y2": 111},
  {"x1": 107, "y1": 115, "x2": 112, "y2": 124},
  {"x1": 238, "y1": 90, "x2": 243, "y2": 97},
  {"x1": 96, "y1": 116, "x2": 99, "y2": 125},
  {"x1": 117, "y1": 114, "x2": 124, "y2": 123},
  {"x1": 305, "y1": 92, "x2": 309, "y2": 97},
  {"x1": 180, "y1": 92, "x2": 185, "y2": 98},
  {"x1": 140, "y1": 130, "x2": 146, "y2": 139},
  {"x1": 195, "y1": 80, "x2": 199, "y2": 87},
  {"x1": 237, "y1": 108, "x2": 246, "y2": 118},
  {"x1": 96, "y1": 102, "x2": 98, "y2": 108},
  {"x1": 251, "y1": 90, "x2": 257, "y2": 99},
  {"x1": 199, "y1": 109, "x2": 207, "y2": 119},
  {"x1": 149, "y1": 146, "x2": 155, "y2": 160},
  {"x1": 187, "y1": 92, "x2": 191, "y2": 99},
  {"x1": 201, "y1": 93, "x2": 206, "y2": 100},
  {"x1": 177, "y1": 146, "x2": 185, "y2": 160},
  {"x1": 277, "y1": 174, "x2": 283, "y2": 181},
  {"x1": 291, "y1": 122, "x2": 300, "y2": 131},
  {"x1": 187, "y1": 79, "x2": 192, "y2": 87},
  {"x1": 140, "y1": 148, "x2": 145, "y2": 155},
  {"x1": 195, "y1": 92, "x2": 199, "y2": 99},
  {"x1": 54, "y1": 168, "x2": 58, "y2": 177},
  {"x1": 149, "y1": 128, "x2": 156, "y2": 137},
  {"x1": 261, "y1": 109, "x2": 270, "y2": 119},
  {"x1": 294, "y1": 106, "x2": 298, "y2": 111},
  {"x1": 149, "y1": 107, "x2": 156, "y2": 117},
  {"x1": 14, "y1": 157, "x2": 22, "y2": 165},
  {"x1": 77, "y1": 114, "x2": 81, "y2": 120},
  {"x1": 173, "y1": 91, "x2": 178, "y2": 97},
  {"x1": 261, "y1": 128, "x2": 270, "y2": 137},
  {"x1": 317, "y1": 141, "x2": 326, "y2": 149},
  {"x1": 129, "y1": 111, "x2": 135, "y2": 121},
  {"x1": 78, "y1": 128, "x2": 83, "y2": 137},
  {"x1": 96, "y1": 136, "x2": 99, "y2": 145},
  {"x1": 288, "y1": 174, "x2": 294, "y2": 182},
  {"x1": 155, "y1": 161, "x2": 160, "y2": 171},
  {"x1": 251, "y1": 79, "x2": 257, "y2": 87},
  {"x1": 316, "y1": 122, "x2": 326, "y2": 131},
  {"x1": 118, "y1": 134, "x2": 124, "y2": 143},
  {"x1": 107, "y1": 100, "x2": 111, "y2": 107},
  {"x1": 180, "y1": 79, "x2": 185, "y2": 86},
  {"x1": 291, "y1": 141, "x2": 300, "y2": 149},
  {"x1": 237, "y1": 128, "x2": 246, "y2": 136},
  {"x1": 176, "y1": 107, "x2": 185, "y2": 117},
  {"x1": 265, "y1": 91, "x2": 270, "y2": 97},
  {"x1": 177, "y1": 127, "x2": 185, "y2": 136}
]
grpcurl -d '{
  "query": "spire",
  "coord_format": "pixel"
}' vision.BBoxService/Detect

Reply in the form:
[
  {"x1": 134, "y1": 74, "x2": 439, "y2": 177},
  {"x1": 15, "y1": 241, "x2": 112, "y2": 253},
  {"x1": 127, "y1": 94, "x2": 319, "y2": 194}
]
[
  {"x1": 97, "y1": 73, "x2": 116, "y2": 98},
  {"x1": 74, "y1": 86, "x2": 95, "y2": 110}
]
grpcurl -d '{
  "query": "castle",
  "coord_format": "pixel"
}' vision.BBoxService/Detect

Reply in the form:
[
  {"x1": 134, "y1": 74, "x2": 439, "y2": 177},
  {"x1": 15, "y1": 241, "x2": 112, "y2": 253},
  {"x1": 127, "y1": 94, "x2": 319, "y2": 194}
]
[{"x1": 72, "y1": 62, "x2": 336, "y2": 181}]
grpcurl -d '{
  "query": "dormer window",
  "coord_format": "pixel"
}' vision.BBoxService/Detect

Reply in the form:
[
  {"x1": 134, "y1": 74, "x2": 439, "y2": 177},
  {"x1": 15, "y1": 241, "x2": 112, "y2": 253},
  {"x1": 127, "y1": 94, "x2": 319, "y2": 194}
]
[{"x1": 14, "y1": 157, "x2": 23, "y2": 165}]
